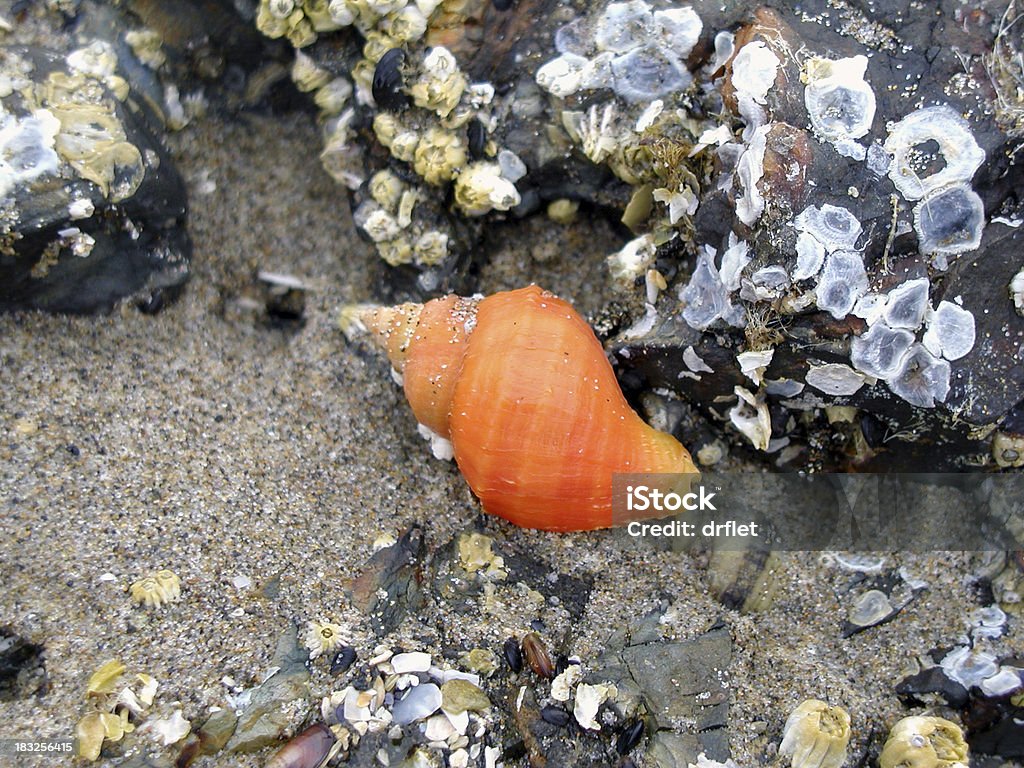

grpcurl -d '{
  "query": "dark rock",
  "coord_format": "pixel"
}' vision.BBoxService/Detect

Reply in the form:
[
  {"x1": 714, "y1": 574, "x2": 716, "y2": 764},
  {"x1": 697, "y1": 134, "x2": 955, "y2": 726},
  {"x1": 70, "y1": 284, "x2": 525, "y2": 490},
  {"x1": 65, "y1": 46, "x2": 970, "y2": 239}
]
[
  {"x1": 0, "y1": 44, "x2": 190, "y2": 314},
  {"x1": 348, "y1": 524, "x2": 426, "y2": 636},
  {"x1": 0, "y1": 627, "x2": 46, "y2": 701},
  {"x1": 895, "y1": 666, "x2": 970, "y2": 709}
]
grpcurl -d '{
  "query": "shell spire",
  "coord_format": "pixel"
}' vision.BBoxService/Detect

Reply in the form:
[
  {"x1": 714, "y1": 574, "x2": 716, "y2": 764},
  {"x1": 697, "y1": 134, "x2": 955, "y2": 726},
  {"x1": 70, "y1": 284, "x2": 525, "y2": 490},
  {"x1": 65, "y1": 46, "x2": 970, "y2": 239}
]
[{"x1": 352, "y1": 285, "x2": 698, "y2": 531}]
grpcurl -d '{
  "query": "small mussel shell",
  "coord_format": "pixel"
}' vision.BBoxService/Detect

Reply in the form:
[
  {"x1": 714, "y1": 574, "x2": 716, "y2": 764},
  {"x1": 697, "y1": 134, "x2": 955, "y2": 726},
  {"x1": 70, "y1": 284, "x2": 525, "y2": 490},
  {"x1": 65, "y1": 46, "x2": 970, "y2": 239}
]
[
  {"x1": 540, "y1": 705, "x2": 571, "y2": 727},
  {"x1": 616, "y1": 719, "x2": 645, "y2": 755},
  {"x1": 467, "y1": 119, "x2": 488, "y2": 160},
  {"x1": 266, "y1": 723, "x2": 335, "y2": 768},
  {"x1": 492, "y1": 0, "x2": 515, "y2": 9},
  {"x1": 503, "y1": 637, "x2": 523, "y2": 673},
  {"x1": 521, "y1": 633, "x2": 554, "y2": 679},
  {"x1": 330, "y1": 646, "x2": 357, "y2": 676},
  {"x1": 372, "y1": 48, "x2": 408, "y2": 111}
]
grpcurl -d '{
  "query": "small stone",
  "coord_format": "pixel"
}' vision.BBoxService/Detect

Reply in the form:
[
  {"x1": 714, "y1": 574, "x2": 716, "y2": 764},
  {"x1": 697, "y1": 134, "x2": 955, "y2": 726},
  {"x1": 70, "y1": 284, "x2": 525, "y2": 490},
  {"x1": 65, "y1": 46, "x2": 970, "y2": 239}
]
[
  {"x1": 391, "y1": 651, "x2": 432, "y2": 674},
  {"x1": 459, "y1": 648, "x2": 498, "y2": 677},
  {"x1": 440, "y1": 679, "x2": 490, "y2": 714},
  {"x1": 198, "y1": 708, "x2": 237, "y2": 755}
]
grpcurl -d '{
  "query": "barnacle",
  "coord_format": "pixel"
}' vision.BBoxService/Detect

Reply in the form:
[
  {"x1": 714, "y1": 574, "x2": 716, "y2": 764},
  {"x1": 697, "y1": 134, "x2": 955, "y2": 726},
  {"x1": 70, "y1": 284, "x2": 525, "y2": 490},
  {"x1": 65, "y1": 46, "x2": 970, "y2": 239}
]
[
  {"x1": 803, "y1": 56, "x2": 876, "y2": 158},
  {"x1": 795, "y1": 204, "x2": 862, "y2": 253},
  {"x1": 610, "y1": 44, "x2": 690, "y2": 102},
  {"x1": 993, "y1": 432, "x2": 1024, "y2": 468},
  {"x1": 291, "y1": 50, "x2": 331, "y2": 92},
  {"x1": 562, "y1": 103, "x2": 620, "y2": 165},
  {"x1": 779, "y1": 699, "x2": 852, "y2": 768},
  {"x1": 595, "y1": 1, "x2": 654, "y2": 53},
  {"x1": 314, "y1": 78, "x2": 353, "y2": 115},
  {"x1": 883, "y1": 278, "x2": 930, "y2": 329},
  {"x1": 413, "y1": 231, "x2": 448, "y2": 265},
  {"x1": 536, "y1": 53, "x2": 588, "y2": 98},
  {"x1": 913, "y1": 183, "x2": 984, "y2": 258},
  {"x1": 129, "y1": 569, "x2": 182, "y2": 608},
  {"x1": 369, "y1": 169, "x2": 405, "y2": 212},
  {"x1": 879, "y1": 716, "x2": 968, "y2": 768},
  {"x1": 814, "y1": 251, "x2": 868, "y2": 319},
  {"x1": 793, "y1": 232, "x2": 825, "y2": 280},
  {"x1": 884, "y1": 105, "x2": 984, "y2": 201},
  {"x1": 850, "y1": 322, "x2": 915, "y2": 379},
  {"x1": 304, "y1": 620, "x2": 348, "y2": 659},
  {"x1": 453, "y1": 161, "x2": 520, "y2": 216},
  {"x1": 354, "y1": 201, "x2": 403, "y2": 242},
  {"x1": 736, "y1": 125, "x2": 769, "y2": 225},
  {"x1": 408, "y1": 47, "x2": 466, "y2": 118},
  {"x1": 380, "y1": 6, "x2": 428, "y2": 43},
  {"x1": 887, "y1": 344, "x2": 951, "y2": 408},
  {"x1": 0, "y1": 106, "x2": 61, "y2": 199},
  {"x1": 1011, "y1": 266, "x2": 1024, "y2": 316},
  {"x1": 413, "y1": 127, "x2": 467, "y2": 185},
  {"x1": 922, "y1": 300, "x2": 976, "y2": 361}
]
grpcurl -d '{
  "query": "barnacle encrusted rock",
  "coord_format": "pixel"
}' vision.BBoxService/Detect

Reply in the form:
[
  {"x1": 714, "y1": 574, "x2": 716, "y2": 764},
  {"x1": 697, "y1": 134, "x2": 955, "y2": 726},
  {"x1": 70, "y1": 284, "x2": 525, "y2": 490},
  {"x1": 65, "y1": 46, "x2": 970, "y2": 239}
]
[{"x1": 0, "y1": 44, "x2": 190, "y2": 314}]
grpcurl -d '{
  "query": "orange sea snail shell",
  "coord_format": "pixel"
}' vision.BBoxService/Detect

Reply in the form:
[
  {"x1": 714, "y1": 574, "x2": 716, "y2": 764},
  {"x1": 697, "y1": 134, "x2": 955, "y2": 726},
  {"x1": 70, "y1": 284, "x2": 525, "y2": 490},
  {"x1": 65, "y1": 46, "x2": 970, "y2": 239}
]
[{"x1": 355, "y1": 285, "x2": 698, "y2": 531}]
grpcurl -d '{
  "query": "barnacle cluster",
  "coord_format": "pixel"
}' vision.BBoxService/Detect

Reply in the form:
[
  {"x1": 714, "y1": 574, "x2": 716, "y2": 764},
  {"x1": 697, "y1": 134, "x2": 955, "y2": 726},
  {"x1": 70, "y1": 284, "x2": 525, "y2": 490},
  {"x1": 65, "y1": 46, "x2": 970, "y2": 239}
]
[
  {"x1": 537, "y1": 1, "x2": 701, "y2": 102},
  {"x1": 129, "y1": 569, "x2": 182, "y2": 608},
  {"x1": 879, "y1": 716, "x2": 969, "y2": 768},
  {"x1": 884, "y1": 105, "x2": 986, "y2": 265}
]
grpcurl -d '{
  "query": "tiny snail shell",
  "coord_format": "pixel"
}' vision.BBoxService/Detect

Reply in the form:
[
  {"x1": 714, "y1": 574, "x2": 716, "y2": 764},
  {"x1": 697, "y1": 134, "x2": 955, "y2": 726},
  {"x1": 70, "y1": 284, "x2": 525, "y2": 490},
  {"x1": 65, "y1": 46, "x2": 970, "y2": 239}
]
[{"x1": 353, "y1": 285, "x2": 698, "y2": 531}]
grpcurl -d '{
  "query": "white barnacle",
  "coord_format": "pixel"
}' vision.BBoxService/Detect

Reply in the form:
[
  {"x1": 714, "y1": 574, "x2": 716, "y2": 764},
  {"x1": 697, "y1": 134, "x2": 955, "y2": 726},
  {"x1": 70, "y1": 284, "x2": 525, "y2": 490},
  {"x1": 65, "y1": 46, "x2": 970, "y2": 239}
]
[
  {"x1": 922, "y1": 300, "x2": 976, "y2": 361},
  {"x1": 653, "y1": 7, "x2": 702, "y2": 59},
  {"x1": 562, "y1": 103, "x2": 619, "y2": 165},
  {"x1": 413, "y1": 127, "x2": 467, "y2": 185},
  {"x1": 368, "y1": 169, "x2": 405, "y2": 212},
  {"x1": 610, "y1": 45, "x2": 690, "y2": 102},
  {"x1": 409, "y1": 47, "x2": 467, "y2": 118},
  {"x1": 1011, "y1": 266, "x2": 1024, "y2": 316},
  {"x1": 913, "y1": 183, "x2": 984, "y2": 258},
  {"x1": 779, "y1": 700, "x2": 851, "y2": 768},
  {"x1": 803, "y1": 55, "x2": 875, "y2": 159},
  {"x1": 304, "y1": 619, "x2": 348, "y2": 659},
  {"x1": 413, "y1": 231, "x2": 449, "y2": 266},
  {"x1": 883, "y1": 278, "x2": 930, "y2": 329},
  {"x1": 354, "y1": 201, "x2": 402, "y2": 242},
  {"x1": 884, "y1": 105, "x2": 985, "y2": 201},
  {"x1": 536, "y1": 53, "x2": 589, "y2": 98},
  {"x1": 129, "y1": 569, "x2": 182, "y2": 608},
  {"x1": 886, "y1": 344, "x2": 951, "y2": 408},
  {"x1": 851, "y1": 322, "x2": 915, "y2": 379},
  {"x1": 795, "y1": 204, "x2": 862, "y2": 253},
  {"x1": 594, "y1": 1, "x2": 654, "y2": 53},
  {"x1": 0, "y1": 108, "x2": 61, "y2": 199},
  {"x1": 453, "y1": 162, "x2": 520, "y2": 216},
  {"x1": 607, "y1": 233, "x2": 657, "y2": 287},
  {"x1": 805, "y1": 363, "x2": 867, "y2": 396},
  {"x1": 814, "y1": 250, "x2": 868, "y2": 319},
  {"x1": 729, "y1": 386, "x2": 771, "y2": 450}
]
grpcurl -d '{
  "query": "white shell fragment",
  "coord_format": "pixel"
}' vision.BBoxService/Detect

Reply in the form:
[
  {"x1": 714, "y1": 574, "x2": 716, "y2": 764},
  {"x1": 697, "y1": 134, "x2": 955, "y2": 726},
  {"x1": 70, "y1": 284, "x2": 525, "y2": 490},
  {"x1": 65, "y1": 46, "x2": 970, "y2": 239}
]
[
  {"x1": 803, "y1": 56, "x2": 876, "y2": 159},
  {"x1": 0, "y1": 107, "x2": 61, "y2": 199},
  {"x1": 815, "y1": 251, "x2": 868, "y2": 319},
  {"x1": 852, "y1": 293, "x2": 888, "y2": 325},
  {"x1": 731, "y1": 41, "x2": 780, "y2": 128},
  {"x1": 611, "y1": 45, "x2": 691, "y2": 102},
  {"x1": 729, "y1": 386, "x2": 771, "y2": 450},
  {"x1": 737, "y1": 349, "x2": 775, "y2": 386},
  {"x1": 683, "y1": 345, "x2": 714, "y2": 373},
  {"x1": 884, "y1": 105, "x2": 985, "y2": 200},
  {"x1": 805, "y1": 363, "x2": 867, "y2": 396},
  {"x1": 913, "y1": 184, "x2": 984, "y2": 257},
  {"x1": 391, "y1": 683, "x2": 442, "y2": 725},
  {"x1": 391, "y1": 651, "x2": 433, "y2": 674},
  {"x1": 140, "y1": 709, "x2": 191, "y2": 746},
  {"x1": 980, "y1": 668, "x2": 1022, "y2": 697},
  {"x1": 573, "y1": 682, "x2": 616, "y2": 731},
  {"x1": 535, "y1": 53, "x2": 588, "y2": 98},
  {"x1": 887, "y1": 344, "x2": 951, "y2": 408},
  {"x1": 795, "y1": 204, "x2": 862, "y2": 253},
  {"x1": 654, "y1": 7, "x2": 702, "y2": 58},
  {"x1": 884, "y1": 278, "x2": 930, "y2": 329},
  {"x1": 736, "y1": 125, "x2": 768, "y2": 225},
  {"x1": 679, "y1": 246, "x2": 743, "y2": 330},
  {"x1": 923, "y1": 300, "x2": 976, "y2": 360},
  {"x1": 779, "y1": 699, "x2": 851, "y2": 768}
]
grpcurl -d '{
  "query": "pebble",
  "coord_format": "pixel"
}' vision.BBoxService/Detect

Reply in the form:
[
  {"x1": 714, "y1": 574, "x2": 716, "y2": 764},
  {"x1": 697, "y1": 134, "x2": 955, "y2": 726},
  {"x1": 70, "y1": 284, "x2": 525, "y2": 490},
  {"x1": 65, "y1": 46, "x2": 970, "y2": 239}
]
[{"x1": 440, "y1": 679, "x2": 491, "y2": 714}]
